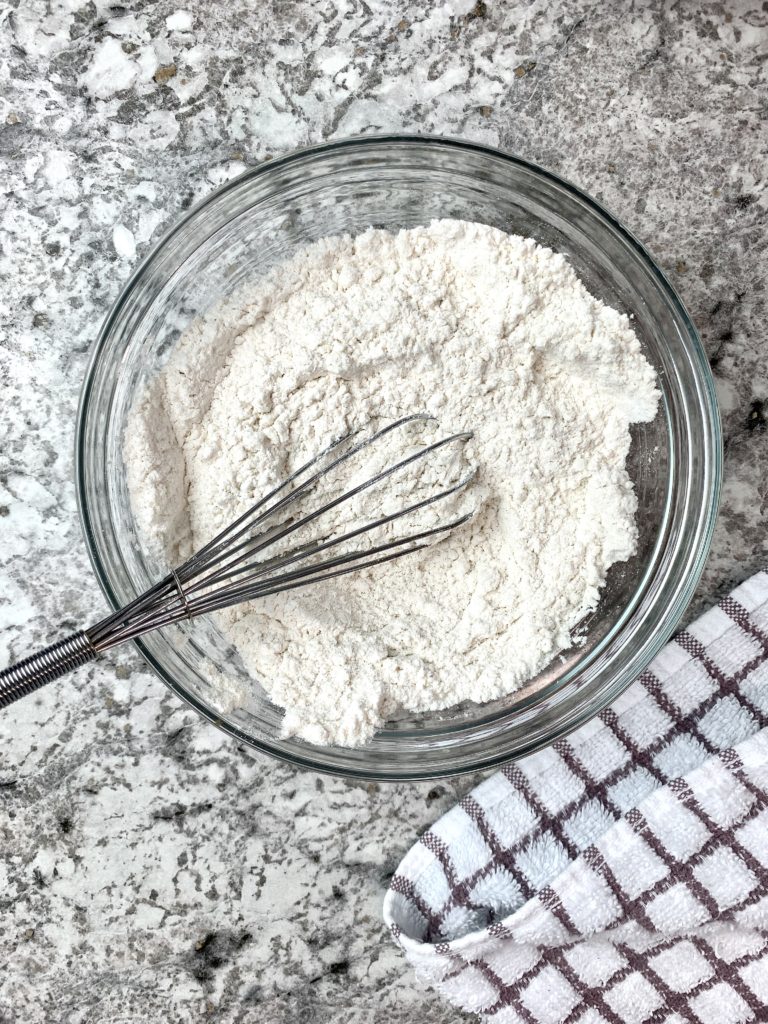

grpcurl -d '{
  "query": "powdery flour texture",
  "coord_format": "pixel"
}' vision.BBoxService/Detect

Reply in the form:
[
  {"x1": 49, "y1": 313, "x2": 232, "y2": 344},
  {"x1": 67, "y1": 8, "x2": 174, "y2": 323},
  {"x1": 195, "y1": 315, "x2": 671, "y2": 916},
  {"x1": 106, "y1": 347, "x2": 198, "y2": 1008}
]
[{"x1": 124, "y1": 220, "x2": 659, "y2": 746}]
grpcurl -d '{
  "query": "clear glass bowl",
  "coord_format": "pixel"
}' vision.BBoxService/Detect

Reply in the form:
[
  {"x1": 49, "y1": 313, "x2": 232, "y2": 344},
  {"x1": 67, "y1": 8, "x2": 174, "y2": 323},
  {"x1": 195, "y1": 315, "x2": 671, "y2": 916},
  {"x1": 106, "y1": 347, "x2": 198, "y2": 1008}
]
[{"x1": 76, "y1": 136, "x2": 721, "y2": 780}]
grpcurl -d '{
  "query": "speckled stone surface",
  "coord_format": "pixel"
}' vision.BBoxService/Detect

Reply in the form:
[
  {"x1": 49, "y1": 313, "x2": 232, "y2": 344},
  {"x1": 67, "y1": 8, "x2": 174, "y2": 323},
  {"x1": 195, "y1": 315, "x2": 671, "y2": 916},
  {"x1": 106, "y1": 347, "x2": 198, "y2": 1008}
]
[{"x1": 1, "y1": 2, "x2": 766, "y2": 1021}]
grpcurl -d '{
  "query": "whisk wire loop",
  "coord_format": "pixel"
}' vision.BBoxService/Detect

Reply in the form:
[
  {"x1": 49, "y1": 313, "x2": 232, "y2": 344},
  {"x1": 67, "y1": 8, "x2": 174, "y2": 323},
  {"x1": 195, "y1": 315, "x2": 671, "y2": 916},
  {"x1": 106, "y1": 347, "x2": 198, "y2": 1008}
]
[{"x1": 189, "y1": 426, "x2": 474, "y2": 595}]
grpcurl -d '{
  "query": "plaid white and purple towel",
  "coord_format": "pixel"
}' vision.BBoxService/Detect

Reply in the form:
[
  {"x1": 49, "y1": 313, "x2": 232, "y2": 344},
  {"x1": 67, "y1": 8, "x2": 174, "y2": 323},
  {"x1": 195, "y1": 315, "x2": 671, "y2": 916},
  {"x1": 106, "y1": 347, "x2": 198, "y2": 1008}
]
[{"x1": 384, "y1": 570, "x2": 768, "y2": 1024}]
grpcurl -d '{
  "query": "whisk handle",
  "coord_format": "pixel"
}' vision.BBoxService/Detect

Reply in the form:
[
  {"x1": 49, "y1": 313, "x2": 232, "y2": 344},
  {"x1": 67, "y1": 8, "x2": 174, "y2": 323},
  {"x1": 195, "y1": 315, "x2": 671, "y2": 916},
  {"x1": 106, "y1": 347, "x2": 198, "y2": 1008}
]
[{"x1": 0, "y1": 631, "x2": 97, "y2": 709}]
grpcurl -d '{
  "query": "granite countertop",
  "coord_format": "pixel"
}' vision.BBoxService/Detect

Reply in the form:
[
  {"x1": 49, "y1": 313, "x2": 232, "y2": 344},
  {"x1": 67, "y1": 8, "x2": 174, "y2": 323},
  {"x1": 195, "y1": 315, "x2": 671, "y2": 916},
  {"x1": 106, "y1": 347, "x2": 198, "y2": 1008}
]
[{"x1": 1, "y1": 2, "x2": 766, "y2": 1021}]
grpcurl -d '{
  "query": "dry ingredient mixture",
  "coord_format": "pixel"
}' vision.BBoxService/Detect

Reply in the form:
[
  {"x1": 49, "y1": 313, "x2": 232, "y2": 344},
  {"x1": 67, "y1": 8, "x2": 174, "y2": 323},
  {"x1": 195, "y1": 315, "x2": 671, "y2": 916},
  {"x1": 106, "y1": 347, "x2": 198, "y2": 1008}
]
[{"x1": 125, "y1": 220, "x2": 659, "y2": 747}]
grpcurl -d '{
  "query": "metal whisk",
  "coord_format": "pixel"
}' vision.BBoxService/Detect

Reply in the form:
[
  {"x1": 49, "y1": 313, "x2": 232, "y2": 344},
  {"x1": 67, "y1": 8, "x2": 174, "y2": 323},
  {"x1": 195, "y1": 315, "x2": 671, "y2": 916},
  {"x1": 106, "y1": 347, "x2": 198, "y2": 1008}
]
[{"x1": 0, "y1": 416, "x2": 474, "y2": 710}]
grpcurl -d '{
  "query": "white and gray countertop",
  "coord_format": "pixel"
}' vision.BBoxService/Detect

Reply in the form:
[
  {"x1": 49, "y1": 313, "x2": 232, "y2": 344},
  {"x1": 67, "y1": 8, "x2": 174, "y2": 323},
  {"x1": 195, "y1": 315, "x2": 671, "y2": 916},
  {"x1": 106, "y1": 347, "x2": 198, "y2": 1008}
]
[{"x1": 1, "y1": 2, "x2": 766, "y2": 1021}]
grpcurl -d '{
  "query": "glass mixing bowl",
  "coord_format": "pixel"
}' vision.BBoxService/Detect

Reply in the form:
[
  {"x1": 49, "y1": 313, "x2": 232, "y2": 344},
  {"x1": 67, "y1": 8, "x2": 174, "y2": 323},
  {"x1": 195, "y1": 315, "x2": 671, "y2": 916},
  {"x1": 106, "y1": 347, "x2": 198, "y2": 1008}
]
[{"x1": 76, "y1": 136, "x2": 721, "y2": 780}]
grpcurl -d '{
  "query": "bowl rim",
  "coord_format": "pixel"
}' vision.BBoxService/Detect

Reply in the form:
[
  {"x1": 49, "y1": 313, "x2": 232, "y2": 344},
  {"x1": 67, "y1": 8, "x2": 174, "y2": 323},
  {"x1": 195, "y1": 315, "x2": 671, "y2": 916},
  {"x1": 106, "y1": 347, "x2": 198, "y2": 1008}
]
[{"x1": 75, "y1": 133, "x2": 723, "y2": 780}]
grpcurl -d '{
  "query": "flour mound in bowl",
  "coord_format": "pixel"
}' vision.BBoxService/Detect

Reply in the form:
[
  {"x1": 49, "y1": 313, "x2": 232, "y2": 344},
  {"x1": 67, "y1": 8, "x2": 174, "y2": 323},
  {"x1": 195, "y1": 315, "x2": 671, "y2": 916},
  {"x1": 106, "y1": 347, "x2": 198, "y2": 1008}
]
[{"x1": 124, "y1": 219, "x2": 659, "y2": 747}]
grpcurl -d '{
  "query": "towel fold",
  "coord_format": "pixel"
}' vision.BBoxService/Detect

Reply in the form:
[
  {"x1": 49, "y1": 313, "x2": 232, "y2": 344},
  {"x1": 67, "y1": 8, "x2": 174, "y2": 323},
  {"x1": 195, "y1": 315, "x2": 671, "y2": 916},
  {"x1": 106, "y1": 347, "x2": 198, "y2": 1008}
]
[{"x1": 384, "y1": 570, "x2": 768, "y2": 1024}]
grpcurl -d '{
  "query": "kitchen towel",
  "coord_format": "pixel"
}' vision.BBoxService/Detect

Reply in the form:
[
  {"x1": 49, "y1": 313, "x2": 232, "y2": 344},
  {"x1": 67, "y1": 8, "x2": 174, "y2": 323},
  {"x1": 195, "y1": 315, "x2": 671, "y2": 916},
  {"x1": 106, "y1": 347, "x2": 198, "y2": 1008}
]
[{"x1": 384, "y1": 569, "x2": 768, "y2": 1023}]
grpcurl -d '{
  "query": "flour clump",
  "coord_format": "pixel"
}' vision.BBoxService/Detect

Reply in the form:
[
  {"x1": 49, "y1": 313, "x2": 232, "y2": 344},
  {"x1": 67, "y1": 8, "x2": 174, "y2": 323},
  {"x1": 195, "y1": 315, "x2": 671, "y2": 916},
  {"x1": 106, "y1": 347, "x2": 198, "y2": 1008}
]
[{"x1": 124, "y1": 220, "x2": 659, "y2": 747}]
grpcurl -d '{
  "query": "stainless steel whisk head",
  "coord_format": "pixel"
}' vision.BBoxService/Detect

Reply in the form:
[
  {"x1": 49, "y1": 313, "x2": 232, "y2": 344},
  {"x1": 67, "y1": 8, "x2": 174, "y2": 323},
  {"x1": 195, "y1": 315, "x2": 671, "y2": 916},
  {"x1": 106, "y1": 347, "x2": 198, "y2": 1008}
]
[{"x1": 0, "y1": 415, "x2": 474, "y2": 709}]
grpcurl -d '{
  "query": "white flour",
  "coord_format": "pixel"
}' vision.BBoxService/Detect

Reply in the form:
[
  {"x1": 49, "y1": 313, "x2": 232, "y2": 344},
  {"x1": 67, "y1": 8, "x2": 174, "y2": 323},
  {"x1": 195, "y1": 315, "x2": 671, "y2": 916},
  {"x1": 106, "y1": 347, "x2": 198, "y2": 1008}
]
[{"x1": 124, "y1": 220, "x2": 659, "y2": 747}]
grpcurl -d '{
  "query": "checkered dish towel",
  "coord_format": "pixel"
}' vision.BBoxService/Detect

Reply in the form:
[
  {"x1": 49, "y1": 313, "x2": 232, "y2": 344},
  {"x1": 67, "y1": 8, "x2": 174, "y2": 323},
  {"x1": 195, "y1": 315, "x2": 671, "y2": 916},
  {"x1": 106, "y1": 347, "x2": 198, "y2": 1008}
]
[{"x1": 384, "y1": 570, "x2": 768, "y2": 1024}]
